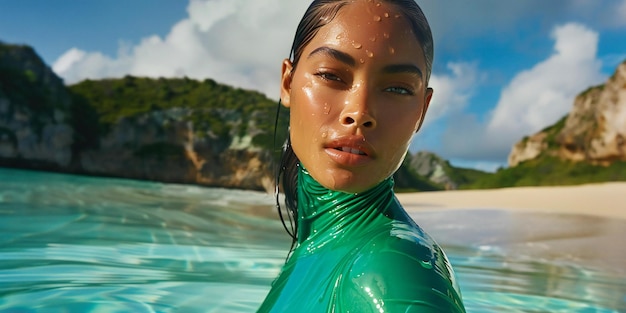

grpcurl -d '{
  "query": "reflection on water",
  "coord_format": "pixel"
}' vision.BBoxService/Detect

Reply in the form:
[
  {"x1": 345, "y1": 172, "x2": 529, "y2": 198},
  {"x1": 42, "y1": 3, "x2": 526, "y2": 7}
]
[
  {"x1": 414, "y1": 210, "x2": 626, "y2": 312},
  {"x1": 0, "y1": 167, "x2": 625, "y2": 312}
]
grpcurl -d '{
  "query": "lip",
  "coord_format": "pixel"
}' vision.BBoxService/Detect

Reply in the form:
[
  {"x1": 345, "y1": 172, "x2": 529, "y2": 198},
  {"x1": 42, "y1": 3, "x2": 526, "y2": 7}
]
[{"x1": 324, "y1": 136, "x2": 375, "y2": 166}]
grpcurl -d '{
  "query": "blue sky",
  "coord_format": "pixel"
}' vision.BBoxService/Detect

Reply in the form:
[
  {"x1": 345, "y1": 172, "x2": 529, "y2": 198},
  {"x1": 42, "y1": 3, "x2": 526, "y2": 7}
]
[{"x1": 1, "y1": 0, "x2": 626, "y2": 172}]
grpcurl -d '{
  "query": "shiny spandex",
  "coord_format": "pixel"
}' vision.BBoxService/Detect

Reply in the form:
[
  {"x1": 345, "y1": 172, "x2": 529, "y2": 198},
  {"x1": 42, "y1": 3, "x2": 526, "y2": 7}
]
[{"x1": 258, "y1": 166, "x2": 466, "y2": 312}]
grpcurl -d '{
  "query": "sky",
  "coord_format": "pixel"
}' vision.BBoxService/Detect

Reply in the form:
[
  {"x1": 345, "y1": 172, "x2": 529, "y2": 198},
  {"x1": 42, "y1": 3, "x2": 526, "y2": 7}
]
[{"x1": 1, "y1": 0, "x2": 626, "y2": 172}]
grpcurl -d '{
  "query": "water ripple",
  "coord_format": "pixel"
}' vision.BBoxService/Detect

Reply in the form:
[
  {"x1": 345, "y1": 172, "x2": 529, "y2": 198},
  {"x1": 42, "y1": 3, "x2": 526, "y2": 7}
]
[{"x1": 1, "y1": 168, "x2": 625, "y2": 312}]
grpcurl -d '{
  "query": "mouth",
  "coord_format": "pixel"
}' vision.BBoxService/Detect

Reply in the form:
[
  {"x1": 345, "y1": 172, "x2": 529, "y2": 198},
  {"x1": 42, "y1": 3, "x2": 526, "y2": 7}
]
[
  {"x1": 324, "y1": 136, "x2": 374, "y2": 166},
  {"x1": 334, "y1": 147, "x2": 367, "y2": 156}
]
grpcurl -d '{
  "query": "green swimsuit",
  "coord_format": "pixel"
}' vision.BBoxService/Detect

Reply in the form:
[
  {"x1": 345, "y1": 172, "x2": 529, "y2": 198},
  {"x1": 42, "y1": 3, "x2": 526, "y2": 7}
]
[{"x1": 258, "y1": 166, "x2": 466, "y2": 312}]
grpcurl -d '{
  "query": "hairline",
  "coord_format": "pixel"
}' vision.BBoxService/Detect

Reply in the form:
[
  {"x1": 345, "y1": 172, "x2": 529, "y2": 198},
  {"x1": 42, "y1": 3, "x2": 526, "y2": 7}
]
[{"x1": 291, "y1": 0, "x2": 432, "y2": 86}]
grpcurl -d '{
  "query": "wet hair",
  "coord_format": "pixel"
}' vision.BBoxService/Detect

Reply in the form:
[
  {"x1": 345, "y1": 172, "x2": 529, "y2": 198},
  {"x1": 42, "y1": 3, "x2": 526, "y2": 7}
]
[{"x1": 275, "y1": 0, "x2": 434, "y2": 246}]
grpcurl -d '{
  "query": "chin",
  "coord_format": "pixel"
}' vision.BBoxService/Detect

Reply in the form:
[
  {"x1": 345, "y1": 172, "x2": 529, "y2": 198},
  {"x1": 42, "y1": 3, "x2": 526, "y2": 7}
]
[{"x1": 318, "y1": 168, "x2": 380, "y2": 194}]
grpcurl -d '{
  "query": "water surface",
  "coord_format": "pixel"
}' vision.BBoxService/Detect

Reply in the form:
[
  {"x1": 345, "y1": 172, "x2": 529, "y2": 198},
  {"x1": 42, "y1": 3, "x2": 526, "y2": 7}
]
[{"x1": 0, "y1": 167, "x2": 624, "y2": 312}]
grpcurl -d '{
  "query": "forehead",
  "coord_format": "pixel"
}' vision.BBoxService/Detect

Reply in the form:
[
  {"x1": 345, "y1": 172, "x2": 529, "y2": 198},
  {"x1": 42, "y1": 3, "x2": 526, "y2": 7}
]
[{"x1": 304, "y1": 0, "x2": 424, "y2": 64}]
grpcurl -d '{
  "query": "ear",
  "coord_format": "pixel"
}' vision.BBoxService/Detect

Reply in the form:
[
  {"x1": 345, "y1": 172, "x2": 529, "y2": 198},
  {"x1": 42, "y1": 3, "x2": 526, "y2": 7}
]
[
  {"x1": 280, "y1": 59, "x2": 294, "y2": 108},
  {"x1": 416, "y1": 87, "x2": 433, "y2": 133}
]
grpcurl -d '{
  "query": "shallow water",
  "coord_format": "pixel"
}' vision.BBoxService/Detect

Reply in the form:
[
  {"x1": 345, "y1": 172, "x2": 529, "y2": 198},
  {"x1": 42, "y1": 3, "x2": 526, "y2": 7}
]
[{"x1": 0, "y1": 167, "x2": 624, "y2": 312}]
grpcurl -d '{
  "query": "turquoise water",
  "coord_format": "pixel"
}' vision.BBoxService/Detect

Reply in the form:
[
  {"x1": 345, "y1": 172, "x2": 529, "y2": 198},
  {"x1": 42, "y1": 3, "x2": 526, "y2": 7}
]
[{"x1": 0, "y1": 167, "x2": 624, "y2": 312}]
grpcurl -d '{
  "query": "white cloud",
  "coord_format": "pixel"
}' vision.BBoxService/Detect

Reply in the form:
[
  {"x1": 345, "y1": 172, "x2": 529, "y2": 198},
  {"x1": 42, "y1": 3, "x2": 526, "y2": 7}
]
[
  {"x1": 54, "y1": 48, "x2": 132, "y2": 83},
  {"x1": 52, "y1": 0, "x2": 310, "y2": 99},
  {"x1": 425, "y1": 62, "x2": 481, "y2": 126},
  {"x1": 52, "y1": 48, "x2": 86, "y2": 75},
  {"x1": 441, "y1": 22, "x2": 605, "y2": 162},
  {"x1": 187, "y1": 0, "x2": 238, "y2": 32},
  {"x1": 487, "y1": 23, "x2": 603, "y2": 145}
]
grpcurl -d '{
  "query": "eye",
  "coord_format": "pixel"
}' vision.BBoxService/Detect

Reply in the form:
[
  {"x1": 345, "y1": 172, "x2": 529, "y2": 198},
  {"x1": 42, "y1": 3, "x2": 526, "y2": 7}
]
[
  {"x1": 315, "y1": 71, "x2": 343, "y2": 82},
  {"x1": 384, "y1": 86, "x2": 415, "y2": 96}
]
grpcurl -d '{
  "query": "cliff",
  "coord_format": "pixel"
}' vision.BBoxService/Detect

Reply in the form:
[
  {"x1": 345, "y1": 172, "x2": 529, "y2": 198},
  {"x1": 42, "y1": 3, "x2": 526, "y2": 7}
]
[
  {"x1": 509, "y1": 60, "x2": 626, "y2": 167},
  {"x1": 0, "y1": 42, "x2": 284, "y2": 192},
  {"x1": 0, "y1": 43, "x2": 74, "y2": 169},
  {"x1": 68, "y1": 76, "x2": 287, "y2": 192},
  {"x1": 403, "y1": 151, "x2": 492, "y2": 190},
  {"x1": 470, "y1": 61, "x2": 626, "y2": 189},
  {"x1": 75, "y1": 107, "x2": 275, "y2": 191}
]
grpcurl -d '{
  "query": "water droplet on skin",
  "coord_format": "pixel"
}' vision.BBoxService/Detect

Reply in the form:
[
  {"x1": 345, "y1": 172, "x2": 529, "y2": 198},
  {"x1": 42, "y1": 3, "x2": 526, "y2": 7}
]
[
  {"x1": 322, "y1": 131, "x2": 328, "y2": 138},
  {"x1": 395, "y1": 14, "x2": 401, "y2": 18},
  {"x1": 352, "y1": 41, "x2": 362, "y2": 49},
  {"x1": 384, "y1": 12, "x2": 389, "y2": 18},
  {"x1": 336, "y1": 34, "x2": 343, "y2": 40},
  {"x1": 388, "y1": 47, "x2": 395, "y2": 54},
  {"x1": 369, "y1": 36, "x2": 376, "y2": 42},
  {"x1": 359, "y1": 58, "x2": 365, "y2": 64},
  {"x1": 366, "y1": 50, "x2": 374, "y2": 58},
  {"x1": 383, "y1": 33, "x2": 390, "y2": 39},
  {"x1": 376, "y1": 2, "x2": 381, "y2": 6},
  {"x1": 373, "y1": 15, "x2": 381, "y2": 22},
  {"x1": 323, "y1": 103, "x2": 330, "y2": 115}
]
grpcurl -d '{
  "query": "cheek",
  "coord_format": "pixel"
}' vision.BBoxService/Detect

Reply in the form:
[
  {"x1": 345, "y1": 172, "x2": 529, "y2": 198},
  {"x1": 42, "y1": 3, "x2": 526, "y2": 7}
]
[
  {"x1": 289, "y1": 81, "x2": 339, "y2": 156},
  {"x1": 291, "y1": 82, "x2": 338, "y2": 128}
]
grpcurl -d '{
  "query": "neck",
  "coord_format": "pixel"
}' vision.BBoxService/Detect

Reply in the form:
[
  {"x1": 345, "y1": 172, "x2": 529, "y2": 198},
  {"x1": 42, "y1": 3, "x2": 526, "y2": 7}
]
[{"x1": 296, "y1": 165, "x2": 396, "y2": 245}]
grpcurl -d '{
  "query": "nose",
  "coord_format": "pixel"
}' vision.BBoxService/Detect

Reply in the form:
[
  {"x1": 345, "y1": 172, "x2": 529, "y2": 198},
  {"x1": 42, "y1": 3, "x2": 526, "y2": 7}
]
[{"x1": 340, "y1": 90, "x2": 377, "y2": 129}]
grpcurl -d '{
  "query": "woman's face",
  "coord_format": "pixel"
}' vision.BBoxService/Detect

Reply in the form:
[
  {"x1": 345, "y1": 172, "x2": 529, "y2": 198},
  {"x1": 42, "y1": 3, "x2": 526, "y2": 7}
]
[{"x1": 281, "y1": 0, "x2": 432, "y2": 193}]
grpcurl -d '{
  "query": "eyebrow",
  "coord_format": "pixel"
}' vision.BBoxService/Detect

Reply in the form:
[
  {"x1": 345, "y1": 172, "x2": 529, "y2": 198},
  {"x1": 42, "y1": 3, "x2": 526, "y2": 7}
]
[
  {"x1": 307, "y1": 46, "x2": 424, "y2": 80},
  {"x1": 382, "y1": 64, "x2": 423, "y2": 80},
  {"x1": 308, "y1": 46, "x2": 356, "y2": 67}
]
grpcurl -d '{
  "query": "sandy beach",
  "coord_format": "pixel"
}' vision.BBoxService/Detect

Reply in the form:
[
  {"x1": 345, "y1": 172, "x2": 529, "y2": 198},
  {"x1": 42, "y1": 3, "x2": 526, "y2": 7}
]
[{"x1": 397, "y1": 182, "x2": 626, "y2": 220}]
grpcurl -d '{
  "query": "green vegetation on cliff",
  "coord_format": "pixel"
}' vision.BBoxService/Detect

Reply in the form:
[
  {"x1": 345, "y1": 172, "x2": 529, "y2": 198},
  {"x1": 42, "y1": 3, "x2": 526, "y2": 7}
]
[
  {"x1": 1, "y1": 42, "x2": 77, "y2": 164},
  {"x1": 69, "y1": 75, "x2": 289, "y2": 151},
  {"x1": 468, "y1": 156, "x2": 626, "y2": 189},
  {"x1": 450, "y1": 166, "x2": 493, "y2": 189},
  {"x1": 543, "y1": 115, "x2": 568, "y2": 148},
  {"x1": 0, "y1": 43, "x2": 70, "y2": 120}
]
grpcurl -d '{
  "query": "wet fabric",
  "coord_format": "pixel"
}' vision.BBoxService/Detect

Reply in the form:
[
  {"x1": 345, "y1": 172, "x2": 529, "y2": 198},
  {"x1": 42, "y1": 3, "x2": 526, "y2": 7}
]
[{"x1": 258, "y1": 165, "x2": 466, "y2": 312}]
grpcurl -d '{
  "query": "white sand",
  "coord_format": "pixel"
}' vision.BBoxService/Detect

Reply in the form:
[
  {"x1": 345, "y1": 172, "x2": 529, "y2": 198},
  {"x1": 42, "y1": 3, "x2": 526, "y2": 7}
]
[{"x1": 396, "y1": 182, "x2": 626, "y2": 220}]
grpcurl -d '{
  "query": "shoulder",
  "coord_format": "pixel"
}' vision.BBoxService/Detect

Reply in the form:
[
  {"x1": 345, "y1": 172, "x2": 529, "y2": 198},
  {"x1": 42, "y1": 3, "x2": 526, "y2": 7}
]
[{"x1": 336, "y1": 222, "x2": 465, "y2": 312}]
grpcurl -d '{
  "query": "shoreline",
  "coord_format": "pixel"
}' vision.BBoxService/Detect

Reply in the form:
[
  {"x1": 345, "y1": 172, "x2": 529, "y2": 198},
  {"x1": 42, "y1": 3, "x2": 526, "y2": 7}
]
[{"x1": 397, "y1": 182, "x2": 626, "y2": 220}]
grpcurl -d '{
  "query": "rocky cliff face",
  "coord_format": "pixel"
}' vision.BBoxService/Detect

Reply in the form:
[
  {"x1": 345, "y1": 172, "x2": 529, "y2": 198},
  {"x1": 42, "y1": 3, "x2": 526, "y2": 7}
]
[
  {"x1": 508, "y1": 132, "x2": 549, "y2": 167},
  {"x1": 557, "y1": 63, "x2": 626, "y2": 164},
  {"x1": 509, "y1": 60, "x2": 626, "y2": 167},
  {"x1": 0, "y1": 43, "x2": 74, "y2": 169},
  {"x1": 402, "y1": 150, "x2": 493, "y2": 190},
  {"x1": 407, "y1": 151, "x2": 458, "y2": 189},
  {"x1": 0, "y1": 43, "x2": 275, "y2": 192},
  {"x1": 78, "y1": 108, "x2": 274, "y2": 191}
]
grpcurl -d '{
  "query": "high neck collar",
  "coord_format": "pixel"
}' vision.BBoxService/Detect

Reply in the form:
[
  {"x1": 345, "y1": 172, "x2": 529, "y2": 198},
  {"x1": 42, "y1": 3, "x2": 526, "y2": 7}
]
[{"x1": 296, "y1": 165, "x2": 396, "y2": 246}]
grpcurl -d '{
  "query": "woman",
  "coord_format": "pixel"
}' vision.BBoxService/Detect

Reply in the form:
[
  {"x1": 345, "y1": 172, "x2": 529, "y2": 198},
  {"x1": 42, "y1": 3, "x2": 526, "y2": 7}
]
[{"x1": 259, "y1": 0, "x2": 466, "y2": 312}]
